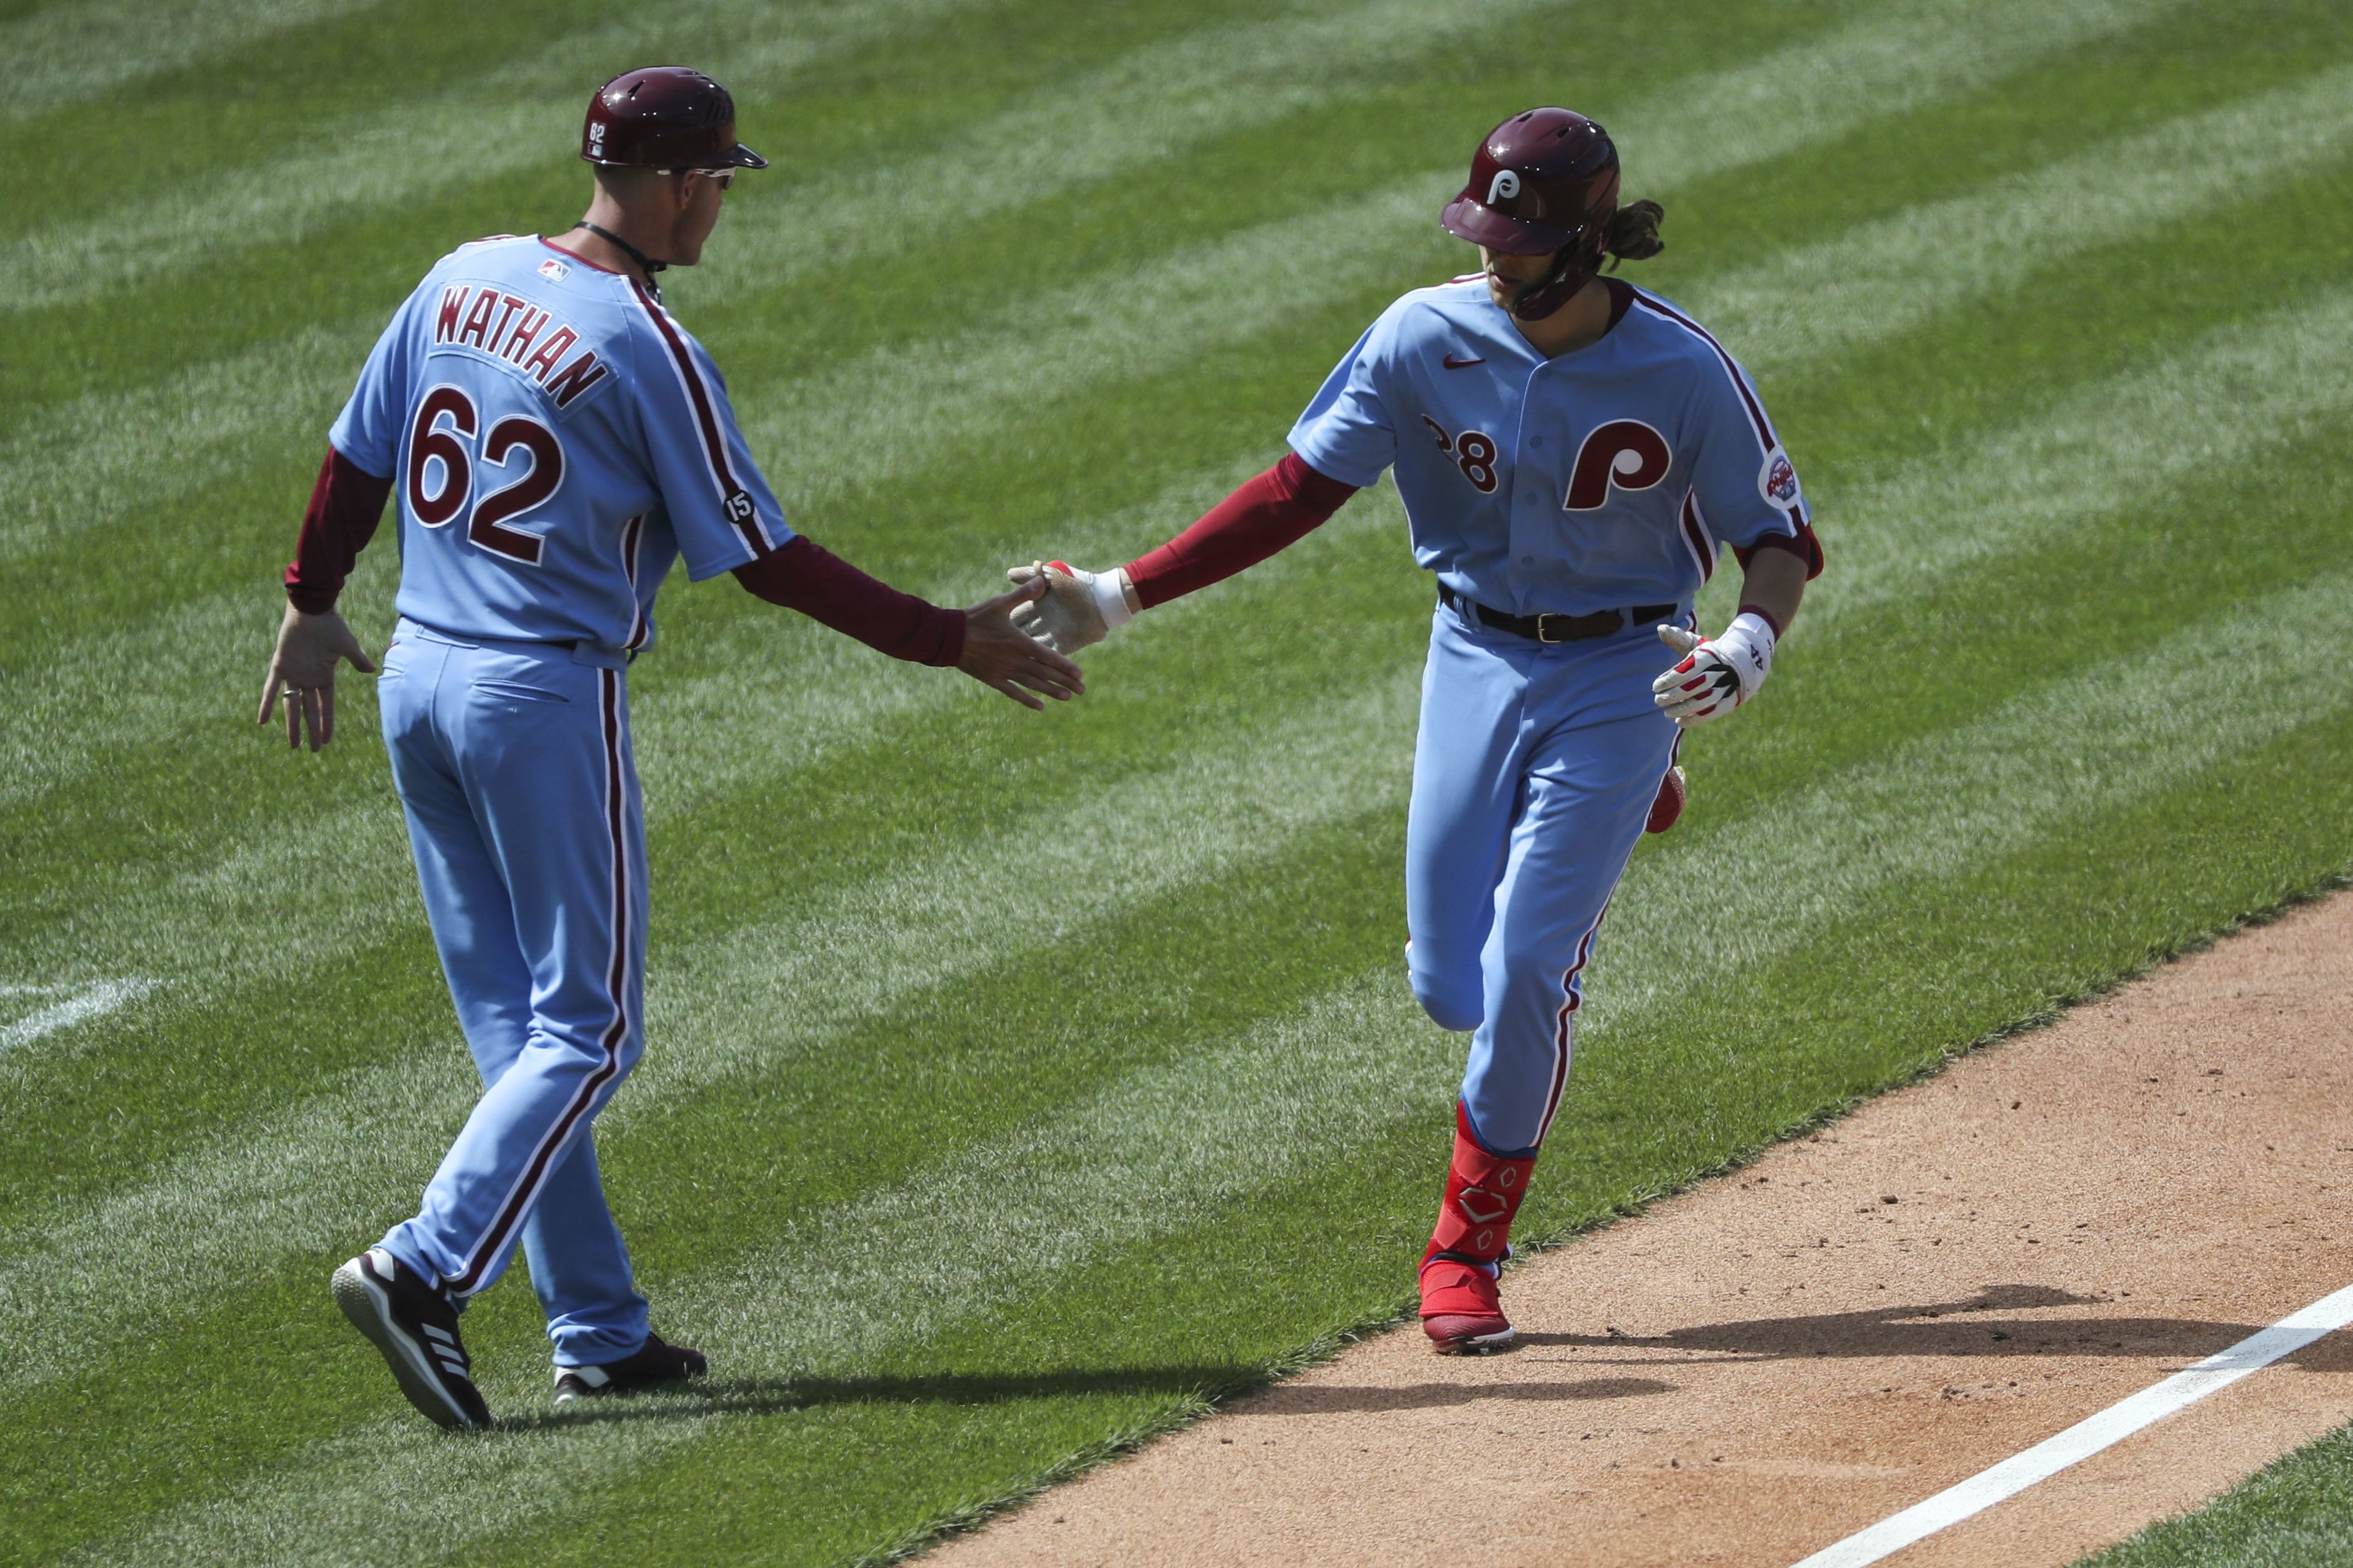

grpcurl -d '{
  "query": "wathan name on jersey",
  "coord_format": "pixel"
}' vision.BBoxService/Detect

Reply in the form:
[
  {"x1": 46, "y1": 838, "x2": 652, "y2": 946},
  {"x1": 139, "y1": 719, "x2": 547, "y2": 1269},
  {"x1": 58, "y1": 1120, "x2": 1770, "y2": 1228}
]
[{"x1": 433, "y1": 285, "x2": 610, "y2": 408}]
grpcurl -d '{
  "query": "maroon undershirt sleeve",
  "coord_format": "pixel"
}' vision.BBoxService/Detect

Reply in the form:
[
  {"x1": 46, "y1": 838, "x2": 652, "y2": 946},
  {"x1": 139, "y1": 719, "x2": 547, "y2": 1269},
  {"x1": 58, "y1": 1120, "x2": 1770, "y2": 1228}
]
[
  {"x1": 1123, "y1": 452, "x2": 1359, "y2": 609},
  {"x1": 1732, "y1": 524, "x2": 1825, "y2": 581},
  {"x1": 283, "y1": 447, "x2": 394, "y2": 614},
  {"x1": 733, "y1": 536, "x2": 966, "y2": 667}
]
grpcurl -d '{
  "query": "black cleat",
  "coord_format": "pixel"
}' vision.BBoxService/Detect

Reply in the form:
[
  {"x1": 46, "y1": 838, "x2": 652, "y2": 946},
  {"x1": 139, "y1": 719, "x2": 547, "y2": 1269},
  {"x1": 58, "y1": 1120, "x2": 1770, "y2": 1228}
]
[
  {"x1": 553, "y1": 1331, "x2": 708, "y2": 1405},
  {"x1": 332, "y1": 1247, "x2": 490, "y2": 1430}
]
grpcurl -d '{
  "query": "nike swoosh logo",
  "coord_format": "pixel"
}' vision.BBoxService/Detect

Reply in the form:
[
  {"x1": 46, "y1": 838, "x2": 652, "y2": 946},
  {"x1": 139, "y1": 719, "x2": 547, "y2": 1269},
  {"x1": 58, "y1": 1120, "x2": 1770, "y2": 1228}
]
[{"x1": 1443, "y1": 353, "x2": 1484, "y2": 369}]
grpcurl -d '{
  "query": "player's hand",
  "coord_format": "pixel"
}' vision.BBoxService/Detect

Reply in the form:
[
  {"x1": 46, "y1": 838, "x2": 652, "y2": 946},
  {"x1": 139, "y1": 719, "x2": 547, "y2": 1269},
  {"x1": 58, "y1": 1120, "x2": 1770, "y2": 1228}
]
[
  {"x1": 256, "y1": 603, "x2": 377, "y2": 752},
  {"x1": 1652, "y1": 614, "x2": 1776, "y2": 728},
  {"x1": 960, "y1": 577, "x2": 1086, "y2": 710},
  {"x1": 1004, "y1": 559, "x2": 1136, "y2": 656}
]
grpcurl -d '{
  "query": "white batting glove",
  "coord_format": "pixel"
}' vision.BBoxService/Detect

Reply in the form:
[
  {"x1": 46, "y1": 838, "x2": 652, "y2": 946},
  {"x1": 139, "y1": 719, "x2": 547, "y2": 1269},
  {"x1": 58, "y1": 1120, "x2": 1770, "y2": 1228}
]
[
  {"x1": 1652, "y1": 614, "x2": 1776, "y2": 728},
  {"x1": 1005, "y1": 559, "x2": 1136, "y2": 655}
]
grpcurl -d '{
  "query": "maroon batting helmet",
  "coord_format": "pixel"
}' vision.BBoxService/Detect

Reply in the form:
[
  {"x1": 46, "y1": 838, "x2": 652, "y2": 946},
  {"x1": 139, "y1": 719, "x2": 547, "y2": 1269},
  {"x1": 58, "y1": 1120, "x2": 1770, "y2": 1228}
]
[
  {"x1": 581, "y1": 66, "x2": 767, "y2": 170},
  {"x1": 1441, "y1": 108, "x2": 1620, "y2": 320}
]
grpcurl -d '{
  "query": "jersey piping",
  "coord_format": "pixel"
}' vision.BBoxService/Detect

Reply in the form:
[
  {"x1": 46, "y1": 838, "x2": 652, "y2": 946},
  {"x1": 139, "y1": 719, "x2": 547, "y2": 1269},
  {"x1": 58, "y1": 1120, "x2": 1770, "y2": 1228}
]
[
  {"x1": 626, "y1": 278, "x2": 773, "y2": 558},
  {"x1": 1626, "y1": 290, "x2": 1805, "y2": 537},
  {"x1": 1677, "y1": 490, "x2": 1715, "y2": 583},
  {"x1": 619, "y1": 513, "x2": 650, "y2": 651}
]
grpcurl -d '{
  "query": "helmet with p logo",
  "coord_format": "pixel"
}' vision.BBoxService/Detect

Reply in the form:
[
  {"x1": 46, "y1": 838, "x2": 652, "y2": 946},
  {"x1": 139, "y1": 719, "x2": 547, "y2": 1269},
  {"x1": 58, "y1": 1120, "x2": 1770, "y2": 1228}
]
[
  {"x1": 1441, "y1": 107, "x2": 1621, "y2": 319},
  {"x1": 1442, "y1": 107, "x2": 1619, "y2": 256}
]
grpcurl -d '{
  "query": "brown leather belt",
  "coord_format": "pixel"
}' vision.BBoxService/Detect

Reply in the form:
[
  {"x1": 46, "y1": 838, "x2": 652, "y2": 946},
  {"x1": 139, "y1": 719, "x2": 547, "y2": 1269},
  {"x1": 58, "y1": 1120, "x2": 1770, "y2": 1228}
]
[{"x1": 1439, "y1": 584, "x2": 1677, "y2": 644}]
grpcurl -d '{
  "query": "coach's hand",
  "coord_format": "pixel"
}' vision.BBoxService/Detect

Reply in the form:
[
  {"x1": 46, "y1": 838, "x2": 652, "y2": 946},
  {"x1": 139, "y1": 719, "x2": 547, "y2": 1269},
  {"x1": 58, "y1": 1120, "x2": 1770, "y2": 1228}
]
[
  {"x1": 961, "y1": 577, "x2": 1086, "y2": 710},
  {"x1": 257, "y1": 603, "x2": 378, "y2": 752}
]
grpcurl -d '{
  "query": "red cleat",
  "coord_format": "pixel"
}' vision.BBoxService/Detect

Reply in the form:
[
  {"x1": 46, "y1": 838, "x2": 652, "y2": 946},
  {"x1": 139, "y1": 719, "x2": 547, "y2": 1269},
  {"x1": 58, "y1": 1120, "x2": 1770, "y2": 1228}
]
[
  {"x1": 1419, "y1": 1103, "x2": 1535, "y2": 1354},
  {"x1": 1421, "y1": 1255, "x2": 1515, "y2": 1354}
]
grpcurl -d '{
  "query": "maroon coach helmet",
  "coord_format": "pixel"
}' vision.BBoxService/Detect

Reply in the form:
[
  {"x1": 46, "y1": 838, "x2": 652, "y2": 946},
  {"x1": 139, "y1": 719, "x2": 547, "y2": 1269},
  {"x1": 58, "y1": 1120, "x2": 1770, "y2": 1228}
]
[
  {"x1": 581, "y1": 66, "x2": 767, "y2": 170},
  {"x1": 1441, "y1": 108, "x2": 1621, "y2": 319}
]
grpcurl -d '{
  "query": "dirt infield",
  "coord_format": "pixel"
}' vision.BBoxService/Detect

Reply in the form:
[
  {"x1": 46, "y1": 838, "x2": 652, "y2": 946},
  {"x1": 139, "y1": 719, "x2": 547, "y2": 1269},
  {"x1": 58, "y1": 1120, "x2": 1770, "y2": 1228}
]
[{"x1": 932, "y1": 892, "x2": 2353, "y2": 1567}]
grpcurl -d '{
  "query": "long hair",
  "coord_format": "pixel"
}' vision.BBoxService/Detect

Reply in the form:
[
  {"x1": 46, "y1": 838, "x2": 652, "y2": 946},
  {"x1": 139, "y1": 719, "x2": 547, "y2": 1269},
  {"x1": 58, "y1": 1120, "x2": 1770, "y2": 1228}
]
[{"x1": 1602, "y1": 199, "x2": 1665, "y2": 270}]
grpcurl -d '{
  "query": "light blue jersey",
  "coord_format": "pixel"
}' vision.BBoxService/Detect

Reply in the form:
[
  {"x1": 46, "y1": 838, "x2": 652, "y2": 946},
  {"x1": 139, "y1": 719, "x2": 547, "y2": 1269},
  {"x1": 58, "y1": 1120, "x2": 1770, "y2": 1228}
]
[
  {"x1": 1288, "y1": 277, "x2": 1809, "y2": 619},
  {"x1": 330, "y1": 235, "x2": 793, "y2": 662}
]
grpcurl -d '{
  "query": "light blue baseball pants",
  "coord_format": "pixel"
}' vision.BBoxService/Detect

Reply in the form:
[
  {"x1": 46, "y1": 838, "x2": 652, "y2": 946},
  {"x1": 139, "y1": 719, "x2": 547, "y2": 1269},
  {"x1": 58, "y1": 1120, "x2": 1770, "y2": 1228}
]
[
  {"x1": 1405, "y1": 599, "x2": 1684, "y2": 1159},
  {"x1": 374, "y1": 618, "x2": 650, "y2": 1367}
]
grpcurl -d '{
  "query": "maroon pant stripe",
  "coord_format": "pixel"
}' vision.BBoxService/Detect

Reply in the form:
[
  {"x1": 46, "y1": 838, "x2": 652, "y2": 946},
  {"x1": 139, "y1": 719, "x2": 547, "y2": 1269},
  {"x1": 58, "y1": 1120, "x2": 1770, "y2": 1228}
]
[{"x1": 449, "y1": 667, "x2": 632, "y2": 1293}]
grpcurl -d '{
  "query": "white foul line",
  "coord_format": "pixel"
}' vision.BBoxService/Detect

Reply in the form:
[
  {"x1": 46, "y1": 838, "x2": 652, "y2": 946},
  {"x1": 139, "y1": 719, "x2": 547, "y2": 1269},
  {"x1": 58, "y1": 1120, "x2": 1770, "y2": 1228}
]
[
  {"x1": 0, "y1": 978, "x2": 157, "y2": 1054},
  {"x1": 1791, "y1": 1280, "x2": 2353, "y2": 1568}
]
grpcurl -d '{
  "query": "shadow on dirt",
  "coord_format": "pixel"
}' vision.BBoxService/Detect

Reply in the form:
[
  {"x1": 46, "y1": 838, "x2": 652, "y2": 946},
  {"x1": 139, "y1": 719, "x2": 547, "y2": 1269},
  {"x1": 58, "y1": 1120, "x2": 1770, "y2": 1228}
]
[
  {"x1": 1246, "y1": 1376, "x2": 1677, "y2": 1414},
  {"x1": 484, "y1": 1284, "x2": 2344, "y2": 1434},
  {"x1": 1514, "y1": 1283, "x2": 2315, "y2": 1367}
]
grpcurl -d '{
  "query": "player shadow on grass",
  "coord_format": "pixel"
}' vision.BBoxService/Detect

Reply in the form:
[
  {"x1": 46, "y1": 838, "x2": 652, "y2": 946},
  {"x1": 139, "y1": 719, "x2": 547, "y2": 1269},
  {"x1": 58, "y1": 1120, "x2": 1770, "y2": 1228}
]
[
  {"x1": 493, "y1": 1363, "x2": 1276, "y2": 1432},
  {"x1": 1510, "y1": 1283, "x2": 2314, "y2": 1368}
]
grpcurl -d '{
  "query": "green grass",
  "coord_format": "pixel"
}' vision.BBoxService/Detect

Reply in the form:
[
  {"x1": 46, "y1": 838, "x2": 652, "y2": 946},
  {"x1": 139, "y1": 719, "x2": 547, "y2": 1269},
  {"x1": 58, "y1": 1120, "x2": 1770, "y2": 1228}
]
[
  {"x1": 6, "y1": 0, "x2": 2353, "y2": 1563},
  {"x1": 2076, "y1": 1421, "x2": 2353, "y2": 1567}
]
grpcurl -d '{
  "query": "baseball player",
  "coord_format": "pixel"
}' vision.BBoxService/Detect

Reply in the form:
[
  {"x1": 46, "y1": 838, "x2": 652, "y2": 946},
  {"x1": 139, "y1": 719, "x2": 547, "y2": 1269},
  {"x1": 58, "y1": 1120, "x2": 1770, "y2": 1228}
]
[
  {"x1": 255, "y1": 66, "x2": 1083, "y2": 1428},
  {"x1": 1009, "y1": 109, "x2": 1820, "y2": 1353}
]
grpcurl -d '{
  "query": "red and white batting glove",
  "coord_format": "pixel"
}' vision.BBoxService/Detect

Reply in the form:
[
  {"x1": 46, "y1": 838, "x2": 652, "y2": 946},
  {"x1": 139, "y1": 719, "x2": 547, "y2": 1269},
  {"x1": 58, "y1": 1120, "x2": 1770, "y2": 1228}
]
[
  {"x1": 1652, "y1": 613, "x2": 1776, "y2": 728},
  {"x1": 1004, "y1": 560, "x2": 1136, "y2": 655}
]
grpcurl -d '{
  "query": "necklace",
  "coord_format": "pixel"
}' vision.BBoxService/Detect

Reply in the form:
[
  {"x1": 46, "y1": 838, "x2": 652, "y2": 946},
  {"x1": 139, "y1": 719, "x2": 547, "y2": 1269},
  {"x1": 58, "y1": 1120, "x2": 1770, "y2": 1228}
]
[{"x1": 571, "y1": 221, "x2": 666, "y2": 301}]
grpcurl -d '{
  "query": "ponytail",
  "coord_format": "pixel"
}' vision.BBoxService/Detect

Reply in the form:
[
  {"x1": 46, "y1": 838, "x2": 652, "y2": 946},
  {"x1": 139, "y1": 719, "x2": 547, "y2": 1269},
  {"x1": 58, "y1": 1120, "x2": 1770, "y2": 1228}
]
[{"x1": 1602, "y1": 199, "x2": 1665, "y2": 270}]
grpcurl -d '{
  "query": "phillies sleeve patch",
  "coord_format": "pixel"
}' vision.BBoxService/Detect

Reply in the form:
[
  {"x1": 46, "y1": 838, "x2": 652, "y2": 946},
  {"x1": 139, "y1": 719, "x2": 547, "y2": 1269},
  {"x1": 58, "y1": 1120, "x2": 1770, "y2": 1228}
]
[{"x1": 1759, "y1": 447, "x2": 1801, "y2": 508}]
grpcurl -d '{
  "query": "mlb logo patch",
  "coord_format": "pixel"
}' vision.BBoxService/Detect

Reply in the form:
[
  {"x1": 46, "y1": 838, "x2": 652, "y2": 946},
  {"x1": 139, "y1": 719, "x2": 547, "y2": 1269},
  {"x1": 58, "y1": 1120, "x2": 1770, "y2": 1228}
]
[
  {"x1": 538, "y1": 257, "x2": 570, "y2": 281},
  {"x1": 1759, "y1": 448, "x2": 1800, "y2": 507}
]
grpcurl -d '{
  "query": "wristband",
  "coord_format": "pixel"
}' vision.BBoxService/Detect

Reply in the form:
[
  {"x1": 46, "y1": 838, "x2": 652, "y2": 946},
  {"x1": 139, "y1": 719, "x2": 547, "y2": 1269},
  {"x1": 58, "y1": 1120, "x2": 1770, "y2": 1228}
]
[
  {"x1": 1090, "y1": 566, "x2": 1137, "y2": 630},
  {"x1": 1726, "y1": 609, "x2": 1777, "y2": 655}
]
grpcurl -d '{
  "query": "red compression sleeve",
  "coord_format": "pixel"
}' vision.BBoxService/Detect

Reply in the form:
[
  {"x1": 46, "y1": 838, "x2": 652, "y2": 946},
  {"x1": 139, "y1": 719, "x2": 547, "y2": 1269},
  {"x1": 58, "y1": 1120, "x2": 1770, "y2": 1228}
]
[
  {"x1": 283, "y1": 447, "x2": 393, "y2": 614},
  {"x1": 1123, "y1": 452, "x2": 1358, "y2": 609},
  {"x1": 733, "y1": 536, "x2": 966, "y2": 667}
]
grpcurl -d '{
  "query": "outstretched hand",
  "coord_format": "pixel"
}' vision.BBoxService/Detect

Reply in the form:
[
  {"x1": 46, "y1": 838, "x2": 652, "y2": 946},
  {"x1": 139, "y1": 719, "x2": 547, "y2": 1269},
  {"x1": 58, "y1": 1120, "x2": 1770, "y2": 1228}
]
[
  {"x1": 256, "y1": 603, "x2": 377, "y2": 752},
  {"x1": 1004, "y1": 559, "x2": 1135, "y2": 655},
  {"x1": 961, "y1": 577, "x2": 1085, "y2": 710}
]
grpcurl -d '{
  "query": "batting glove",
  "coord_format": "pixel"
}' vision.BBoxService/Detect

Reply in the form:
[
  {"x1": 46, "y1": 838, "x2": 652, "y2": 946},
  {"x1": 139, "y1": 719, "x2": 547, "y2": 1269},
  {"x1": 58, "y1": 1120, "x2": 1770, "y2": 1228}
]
[
  {"x1": 1652, "y1": 614, "x2": 1776, "y2": 728},
  {"x1": 1005, "y1": 560, "x2": 1136, "y2": 655}
]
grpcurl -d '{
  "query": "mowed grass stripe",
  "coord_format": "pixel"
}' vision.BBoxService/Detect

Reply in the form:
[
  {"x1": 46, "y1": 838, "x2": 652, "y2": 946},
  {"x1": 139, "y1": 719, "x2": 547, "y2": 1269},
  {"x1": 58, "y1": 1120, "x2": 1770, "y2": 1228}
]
[
  {"x1": 10, "y1": 269, "x2": 2352, "y2": 1400},
  {"x1": 4, "y1": 133, "x2": 2343, "y2": 1003},
  {"x1": 1700, "y1": 60, "x2": 2353, "y2": 384},
  {"x1": 19, "y1": 0, "x2": 1575, "y2": 321},
  {"x1": 8, "y1": 4, "x2": 2351, "y2": 1564},
  {"x1": 0, "y1": 0, "x2": 2148, "y2": 572},
  {"x1": 0, "y1": 0, "x2": 388, "y2": 122},
  {"x1": 0, "y1": 0, "x2": 2259, "y2": 907},
  {"x1": 1796, "y1": 283, "x2": 2353, "y2": 630},
  {"x1": 3, "y1": 30, "x2": 2307, "y2": 837},
  {"x1": 0, "y1": 645, "x2": 1421, "y2": 1397},
  {"x1": 695, "y1": 574, "x2": 2353, "y2": 1384},
  {"x1": 9, "y1": 156, "x2": 2343, "y2": 1277},
  {"x1": 0, "y1": 0, "x2": 1013, "y2": 314},
  {"x1": 0, "y1": 0, "x2": 1576, "y2": 573},
  {"x1": 0, "y1": 480, "x2": 1385, "y2": 1016},
  {"x1": 736, "y1": 0, "x2": 2193, "y2": 512},
  {"x1": 3, "y1": 192, "x2": 2344, "y2": 1261},
  {"x1": 77, "y1": 560, "x2": 2353, "y2": 1568}
]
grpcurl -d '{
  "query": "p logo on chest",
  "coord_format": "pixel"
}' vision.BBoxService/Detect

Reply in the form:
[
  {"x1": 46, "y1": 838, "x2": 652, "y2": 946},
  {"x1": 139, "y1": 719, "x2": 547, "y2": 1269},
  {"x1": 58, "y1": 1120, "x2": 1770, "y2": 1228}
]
[{"x1": 1563, "y1": 419, "x2": 1672, "y2": 510}]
